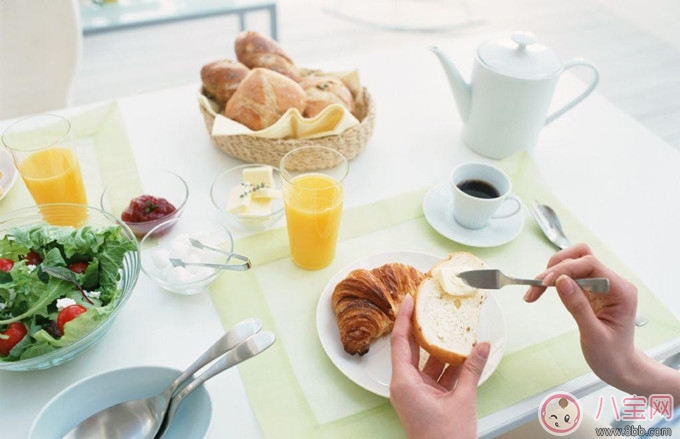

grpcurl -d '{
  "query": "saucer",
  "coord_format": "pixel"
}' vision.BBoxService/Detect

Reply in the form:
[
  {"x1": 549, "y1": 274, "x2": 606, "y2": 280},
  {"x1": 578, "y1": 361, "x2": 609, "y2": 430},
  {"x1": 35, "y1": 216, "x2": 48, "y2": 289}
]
[{"x1": 423, "y1": 182, "x2": 524, "y2": 247}]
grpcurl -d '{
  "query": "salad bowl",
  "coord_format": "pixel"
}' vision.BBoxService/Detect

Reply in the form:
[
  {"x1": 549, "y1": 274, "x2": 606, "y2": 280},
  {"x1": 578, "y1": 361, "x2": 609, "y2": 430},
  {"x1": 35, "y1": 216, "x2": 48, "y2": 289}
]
[{"x1": 0, "y1": 204, "x2": 141, "y2": 371}]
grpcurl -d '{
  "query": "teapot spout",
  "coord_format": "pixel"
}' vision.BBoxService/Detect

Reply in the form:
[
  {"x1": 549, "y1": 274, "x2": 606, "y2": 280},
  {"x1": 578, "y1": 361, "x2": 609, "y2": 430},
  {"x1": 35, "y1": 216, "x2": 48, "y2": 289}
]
[{"x1": 430, "y1": 46, "x2": 471, "y2": 122}]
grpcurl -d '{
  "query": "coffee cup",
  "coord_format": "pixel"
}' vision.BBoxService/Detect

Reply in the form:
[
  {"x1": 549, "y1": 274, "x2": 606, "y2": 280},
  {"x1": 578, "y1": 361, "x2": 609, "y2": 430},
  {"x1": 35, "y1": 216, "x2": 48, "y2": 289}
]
[{"x1": 449, "y1": 162, "x2": 521, "y2": 229}]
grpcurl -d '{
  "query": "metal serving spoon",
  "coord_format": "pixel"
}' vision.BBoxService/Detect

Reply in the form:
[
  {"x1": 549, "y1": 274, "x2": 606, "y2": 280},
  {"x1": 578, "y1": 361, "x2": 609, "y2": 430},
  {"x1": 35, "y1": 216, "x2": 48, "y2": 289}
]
[
  {"x1": 155, "y1": 331, "x2": 277, "y2": 438},
  {"x1": 63, "y1": 318, "x2": 262, "y2": 439}
]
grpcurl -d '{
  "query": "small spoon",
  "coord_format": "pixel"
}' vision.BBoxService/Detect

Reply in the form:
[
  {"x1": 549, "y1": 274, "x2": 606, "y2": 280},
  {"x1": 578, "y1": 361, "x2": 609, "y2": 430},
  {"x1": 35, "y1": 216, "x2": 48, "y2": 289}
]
[
  {"x1": 155, "y1": 331, "x2": 277, "y2": 438},
  {"x1": 63, "y1": 318, "x2": 262, "y2": 439}
]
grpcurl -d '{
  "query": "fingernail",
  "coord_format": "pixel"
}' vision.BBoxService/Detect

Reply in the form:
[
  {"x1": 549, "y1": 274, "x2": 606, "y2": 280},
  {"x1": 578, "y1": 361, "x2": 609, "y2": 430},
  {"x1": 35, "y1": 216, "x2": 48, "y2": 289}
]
[
  {"x1": 475, "y1": 342, "x2": 490, "y2": 360},
  {"x1": 557, "y1": 275, "x2": 575, "y2": 295},
  {"x1": 542, "y1": 271, "x2": 557, "y2": 286},
  {"x1": 522, "y1": 290, "x2": 533, "y2": 302}
]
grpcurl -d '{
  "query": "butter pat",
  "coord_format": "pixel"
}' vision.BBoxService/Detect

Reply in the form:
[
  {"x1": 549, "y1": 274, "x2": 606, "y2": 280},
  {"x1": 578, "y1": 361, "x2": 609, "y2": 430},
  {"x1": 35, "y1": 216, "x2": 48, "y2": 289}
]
[
  {"x1": 226, "y1": 166, "x2": 281, "y2": 217},
  {"x1": 434, "y1": 265, "x2": 477, "y2": 296},
  {"x1": 241, "y1": 198, "x2": 272, "y2": 217},
  {"x1": 252, "y1": 187, "x2": 282, "y2": 199},
  {"x1": 243, "y1": 166, "x2": 274, "y2": 189},
  {"x1": 226, "y1": 183, "x2": 252, "y2": 214}
]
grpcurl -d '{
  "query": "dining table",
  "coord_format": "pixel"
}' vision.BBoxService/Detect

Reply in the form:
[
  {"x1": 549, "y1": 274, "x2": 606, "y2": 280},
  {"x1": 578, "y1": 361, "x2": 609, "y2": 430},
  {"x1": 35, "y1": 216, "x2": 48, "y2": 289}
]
[{"x1": 1, "y1": 32, "x2": 679, "y2": 439}]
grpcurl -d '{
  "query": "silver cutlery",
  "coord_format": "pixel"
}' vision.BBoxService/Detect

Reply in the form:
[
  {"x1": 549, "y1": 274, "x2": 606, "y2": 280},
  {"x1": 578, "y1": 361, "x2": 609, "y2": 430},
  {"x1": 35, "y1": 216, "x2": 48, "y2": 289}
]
[
  {"x1": 63, "y1": 318, "x2": 263, "y2": 439},
  {"x1": 155, "y1": 331, "x2": 277, "y2": 438},
  {"x1": 174, "y1": 238, "x2": 252, "y2": 271},
  {"x1": 458, "y1": 269, "x2": 610, "y2": 293},
  {"x1": 169, "y1": 258, "x2": 252, "y2": 271},
  {"x1": 529, "y1": 201, "x2": 572, "y2": 250},
  {"x1": 530, "y1": 200, "x2": 649, "y2": 326}
]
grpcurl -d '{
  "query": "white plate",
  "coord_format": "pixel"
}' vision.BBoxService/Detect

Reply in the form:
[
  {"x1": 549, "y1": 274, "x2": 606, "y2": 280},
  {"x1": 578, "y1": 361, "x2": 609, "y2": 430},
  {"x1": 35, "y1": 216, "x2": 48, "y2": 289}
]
[
  {"x1": 0, "y1": 148, "x2": 18, "y2": 200},
  {"x1": 29, "y1": 366, "x2": 212, "y2": 439},
  {"x1": 423, "y1": 182, "x2": 524, "y2": 247},
  {"x1": 316, "y1": 251, "x2": 507, "y2": 398}
]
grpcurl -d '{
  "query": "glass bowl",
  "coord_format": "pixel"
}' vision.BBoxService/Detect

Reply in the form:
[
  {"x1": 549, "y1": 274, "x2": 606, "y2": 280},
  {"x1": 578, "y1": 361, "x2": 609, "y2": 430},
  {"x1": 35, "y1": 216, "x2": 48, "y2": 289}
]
[
  {"x1": 100, "y1": 169, "x2": 189, "y2": 239},
  {"x1": 210, "y1": 164, "x2": 284, "y2": 231},
  {"x1": 0, "y1": 204, "x2": 140, "y2": 371},
  {"x1": 140, "y1": 217, "x2": 236, "y2": 295}
]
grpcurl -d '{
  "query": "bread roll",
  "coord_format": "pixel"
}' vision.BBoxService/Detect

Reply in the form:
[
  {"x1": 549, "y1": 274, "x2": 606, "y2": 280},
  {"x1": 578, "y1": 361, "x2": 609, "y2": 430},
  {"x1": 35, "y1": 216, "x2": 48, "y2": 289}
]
[
  {"x1": 301, "y1": 75, "x2": 355, "y2": 118},
  {"x1": 412, "y1": 252, "x2": 489, "y2": 365},
  {"x1": 332, "y1": 263, "x2": 424, "y2": 356},
  {"x1": 235, "y1": 30, "x2": 301, "y2": 82},
  {"x1": 224, "y1": 68, "x2": 307, "y2": 131},
  {"x1": 200, "y1": 59, "x2": 250, "y2": 109}
]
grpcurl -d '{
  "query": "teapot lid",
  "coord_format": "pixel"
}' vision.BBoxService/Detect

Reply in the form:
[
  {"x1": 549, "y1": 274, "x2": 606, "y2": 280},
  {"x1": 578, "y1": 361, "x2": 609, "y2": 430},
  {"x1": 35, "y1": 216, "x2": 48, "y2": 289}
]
[{"x1": 477, "y1": 31, "x2": 561, "y2": 79}]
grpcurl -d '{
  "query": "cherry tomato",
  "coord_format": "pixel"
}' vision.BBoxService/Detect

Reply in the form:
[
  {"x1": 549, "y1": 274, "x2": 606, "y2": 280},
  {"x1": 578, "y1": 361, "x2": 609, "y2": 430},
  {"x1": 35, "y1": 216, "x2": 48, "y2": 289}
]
[
  {"x1": 68, "y1": 262, "x2": 89, "y2": 274},
  {"x1": 0, "y1": 258, "x2": 14, "y2": 272},
  {"x1": 57, "y1": 305, "x2": 88, "y2": 335},
  {"x1": 24, "y1": 251, "x2": 42, "y2": 266},
  {"x1": 0, "y1": 322, "x2": 28, "y2": 356}
]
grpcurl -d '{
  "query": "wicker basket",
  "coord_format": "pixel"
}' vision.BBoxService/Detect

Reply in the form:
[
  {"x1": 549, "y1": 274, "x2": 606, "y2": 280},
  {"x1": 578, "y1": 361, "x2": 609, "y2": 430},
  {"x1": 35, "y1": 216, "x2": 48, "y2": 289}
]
[{"x1": 199, "y1": 87, "x2": 375, "y2": 170}]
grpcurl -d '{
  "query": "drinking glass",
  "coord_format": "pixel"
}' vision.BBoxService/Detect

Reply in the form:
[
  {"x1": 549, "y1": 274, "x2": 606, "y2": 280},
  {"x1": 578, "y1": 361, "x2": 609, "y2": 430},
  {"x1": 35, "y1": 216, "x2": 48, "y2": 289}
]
[
  {"x1": 2, "y1": 114, "x2": 88, "y2": 225},
  {"x1": 280, "y1": 146, "x2": 349, "y2": 270}
]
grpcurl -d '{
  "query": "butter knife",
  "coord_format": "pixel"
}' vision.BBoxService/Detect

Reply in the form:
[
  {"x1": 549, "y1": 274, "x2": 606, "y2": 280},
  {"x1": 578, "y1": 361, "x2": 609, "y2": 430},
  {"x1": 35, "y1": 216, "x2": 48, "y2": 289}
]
[{"x1": 458, "y1": 269, "x2": 610, "y2": 293}]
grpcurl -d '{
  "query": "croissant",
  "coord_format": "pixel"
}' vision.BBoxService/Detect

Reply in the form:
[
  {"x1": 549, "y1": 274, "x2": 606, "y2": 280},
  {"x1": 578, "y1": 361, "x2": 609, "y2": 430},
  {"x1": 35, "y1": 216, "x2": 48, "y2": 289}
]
[{"x1": 332, "y1": 263, "x2": 424, "y2": 356}]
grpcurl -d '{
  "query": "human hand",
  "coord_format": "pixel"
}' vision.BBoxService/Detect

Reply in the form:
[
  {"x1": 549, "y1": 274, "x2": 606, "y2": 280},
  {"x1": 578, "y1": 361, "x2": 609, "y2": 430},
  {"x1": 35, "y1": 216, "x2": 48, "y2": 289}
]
[
  {"x1": 523, "y1": 243, "x2": 641, "y2": 391},
  {"x1": 389, "y1": 294, "x2": 490, "y2": 439}
]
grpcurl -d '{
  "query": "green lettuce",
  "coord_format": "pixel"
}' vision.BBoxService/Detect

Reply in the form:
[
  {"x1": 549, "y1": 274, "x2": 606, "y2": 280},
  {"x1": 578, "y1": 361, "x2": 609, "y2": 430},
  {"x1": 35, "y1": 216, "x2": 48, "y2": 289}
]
[{"x1": 0, "y1": 224, "x2": 135, "y2": 362}]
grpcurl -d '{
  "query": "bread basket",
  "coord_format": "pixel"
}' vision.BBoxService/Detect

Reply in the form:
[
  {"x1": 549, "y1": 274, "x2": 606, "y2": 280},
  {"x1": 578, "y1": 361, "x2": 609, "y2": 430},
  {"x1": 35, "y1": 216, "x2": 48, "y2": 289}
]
[{"x1": 199, "y1": 86, "x2": 375, "y2": 170}]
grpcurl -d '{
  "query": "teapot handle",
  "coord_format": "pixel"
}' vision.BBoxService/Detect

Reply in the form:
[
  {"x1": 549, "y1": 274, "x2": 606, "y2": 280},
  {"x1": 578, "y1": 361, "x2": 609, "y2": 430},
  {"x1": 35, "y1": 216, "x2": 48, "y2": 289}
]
[{"x1": 545, "y1": 59, "x2": 599, "y2": 125}]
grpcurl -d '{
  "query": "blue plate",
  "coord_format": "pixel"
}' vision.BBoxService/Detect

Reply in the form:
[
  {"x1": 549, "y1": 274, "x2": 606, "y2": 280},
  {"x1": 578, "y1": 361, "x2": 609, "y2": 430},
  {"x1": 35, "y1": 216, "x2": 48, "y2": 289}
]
[{"x1": 29, "y1": 366, "x2": 211, "y2": 439}]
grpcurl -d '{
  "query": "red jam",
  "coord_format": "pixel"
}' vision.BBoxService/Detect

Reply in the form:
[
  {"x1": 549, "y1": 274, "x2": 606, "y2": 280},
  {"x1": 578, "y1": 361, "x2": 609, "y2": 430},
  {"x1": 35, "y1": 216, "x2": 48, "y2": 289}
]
[{"x1": 122, "y1": 195, "x2": 176, "y2": 223}]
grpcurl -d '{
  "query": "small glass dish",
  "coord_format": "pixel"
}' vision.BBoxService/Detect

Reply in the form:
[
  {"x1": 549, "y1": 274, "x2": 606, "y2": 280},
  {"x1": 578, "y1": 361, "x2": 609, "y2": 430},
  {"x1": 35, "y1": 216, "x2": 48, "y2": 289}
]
[
  {"x1": 0, "y1": 204, "x2": 140, "y2": 371},
  {"x1": 140, "y1": 217, "x2": 236, "y2": 295},
  {"x1": 210, "y1": 164, "x2": 284, "y2": 231},
  {"x1": 100, "y1": 169, "x2": 188, "y2": 239}
]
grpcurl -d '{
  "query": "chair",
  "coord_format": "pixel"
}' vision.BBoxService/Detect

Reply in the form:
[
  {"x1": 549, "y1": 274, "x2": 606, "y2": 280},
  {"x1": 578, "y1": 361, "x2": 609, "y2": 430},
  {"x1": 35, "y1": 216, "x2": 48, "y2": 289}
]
[{"x1": 0, "y1": 0, "x2": 83, "y2": 120}]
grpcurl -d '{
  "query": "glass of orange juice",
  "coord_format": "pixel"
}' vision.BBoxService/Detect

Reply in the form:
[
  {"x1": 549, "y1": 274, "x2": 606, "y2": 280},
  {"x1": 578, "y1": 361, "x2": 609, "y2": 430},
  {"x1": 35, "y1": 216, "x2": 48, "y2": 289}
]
[
  {"x1": 280, "y1": 146, "x2": 349, "y2": 270},
  {"x1": 2, "y1": 114, "x2": 88, "y2": 225}
]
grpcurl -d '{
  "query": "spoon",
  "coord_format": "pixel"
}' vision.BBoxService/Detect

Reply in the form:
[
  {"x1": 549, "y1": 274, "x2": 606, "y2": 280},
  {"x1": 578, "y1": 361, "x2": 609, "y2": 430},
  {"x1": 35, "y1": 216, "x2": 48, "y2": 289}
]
[
  {"x1": 530, "y1": 201, "x2": 649, "y2": 326},
  {"x1": 529, "y1": 201, "x2": 571, "y2": 250},
  {"x1": 155, "y1": 331, "x2": 277, "y2": 438},
  {"x1": 63, "y1": 318, "x2": 262, "y2": 439}
]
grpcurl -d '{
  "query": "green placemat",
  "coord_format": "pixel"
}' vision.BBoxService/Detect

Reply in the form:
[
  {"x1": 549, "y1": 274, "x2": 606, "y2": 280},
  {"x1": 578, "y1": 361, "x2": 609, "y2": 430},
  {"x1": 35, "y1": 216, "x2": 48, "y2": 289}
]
[
  {"x1": 0, "y1": 102, "x2": 139, "y2": 215},
  {"x1": 210, "y1": 153, "x2": 680, "y2": 438}
]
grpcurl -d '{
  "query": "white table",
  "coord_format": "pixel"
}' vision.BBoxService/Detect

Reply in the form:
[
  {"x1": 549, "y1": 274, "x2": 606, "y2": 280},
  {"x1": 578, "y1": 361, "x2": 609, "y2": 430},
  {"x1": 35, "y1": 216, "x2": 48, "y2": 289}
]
[
  {"x1": 1, "y1": 35, "x2": 679, "y2": 438},
  {"x1": 80, "y1": 0, "x2": 278, "y2": 40}
]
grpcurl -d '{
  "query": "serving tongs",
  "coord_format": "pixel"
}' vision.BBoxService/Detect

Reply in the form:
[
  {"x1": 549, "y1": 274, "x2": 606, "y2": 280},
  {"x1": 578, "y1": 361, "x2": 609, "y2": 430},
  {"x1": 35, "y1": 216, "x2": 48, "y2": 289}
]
[{"x1": 169, "y1": 238, "x2": 252, "y2": 271}]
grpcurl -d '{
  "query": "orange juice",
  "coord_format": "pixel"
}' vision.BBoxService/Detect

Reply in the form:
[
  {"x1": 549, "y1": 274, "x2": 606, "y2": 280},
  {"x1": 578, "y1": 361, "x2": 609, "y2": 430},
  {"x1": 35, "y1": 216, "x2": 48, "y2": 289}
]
[
  {"x1": 19, "y1": 148, "x2": 87, "y2": 225},
  {"x1": 284, "y1": 174, "x2": 343, "y2": 270}
]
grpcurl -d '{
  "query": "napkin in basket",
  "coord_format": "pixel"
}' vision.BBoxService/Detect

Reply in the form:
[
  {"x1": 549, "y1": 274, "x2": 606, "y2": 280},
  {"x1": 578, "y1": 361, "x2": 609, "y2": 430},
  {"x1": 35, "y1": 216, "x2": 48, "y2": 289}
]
[{"x1": 198, "y1": 70, "x2": 363, "y2": 140}]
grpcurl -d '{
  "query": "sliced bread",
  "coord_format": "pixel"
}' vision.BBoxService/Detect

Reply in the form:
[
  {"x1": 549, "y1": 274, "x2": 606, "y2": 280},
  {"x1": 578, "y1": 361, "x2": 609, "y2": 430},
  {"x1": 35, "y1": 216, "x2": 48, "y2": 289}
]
[{"x1": 412, "y1": 252, "x2": 489, "y2": 365}]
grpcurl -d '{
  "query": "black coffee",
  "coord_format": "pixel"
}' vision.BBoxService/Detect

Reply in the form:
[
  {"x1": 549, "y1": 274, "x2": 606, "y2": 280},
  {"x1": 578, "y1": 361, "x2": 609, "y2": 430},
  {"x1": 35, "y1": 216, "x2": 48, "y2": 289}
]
[{"x1": 457, "y1": 179, "x2": 500, "y2": 199}]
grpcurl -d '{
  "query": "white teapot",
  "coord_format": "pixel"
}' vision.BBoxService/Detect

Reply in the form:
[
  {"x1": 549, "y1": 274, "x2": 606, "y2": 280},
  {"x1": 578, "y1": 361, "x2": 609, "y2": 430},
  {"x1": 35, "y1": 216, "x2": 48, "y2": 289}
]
[{"x1": 431, "y1": 32, "x2": 599, "y2": 159}]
